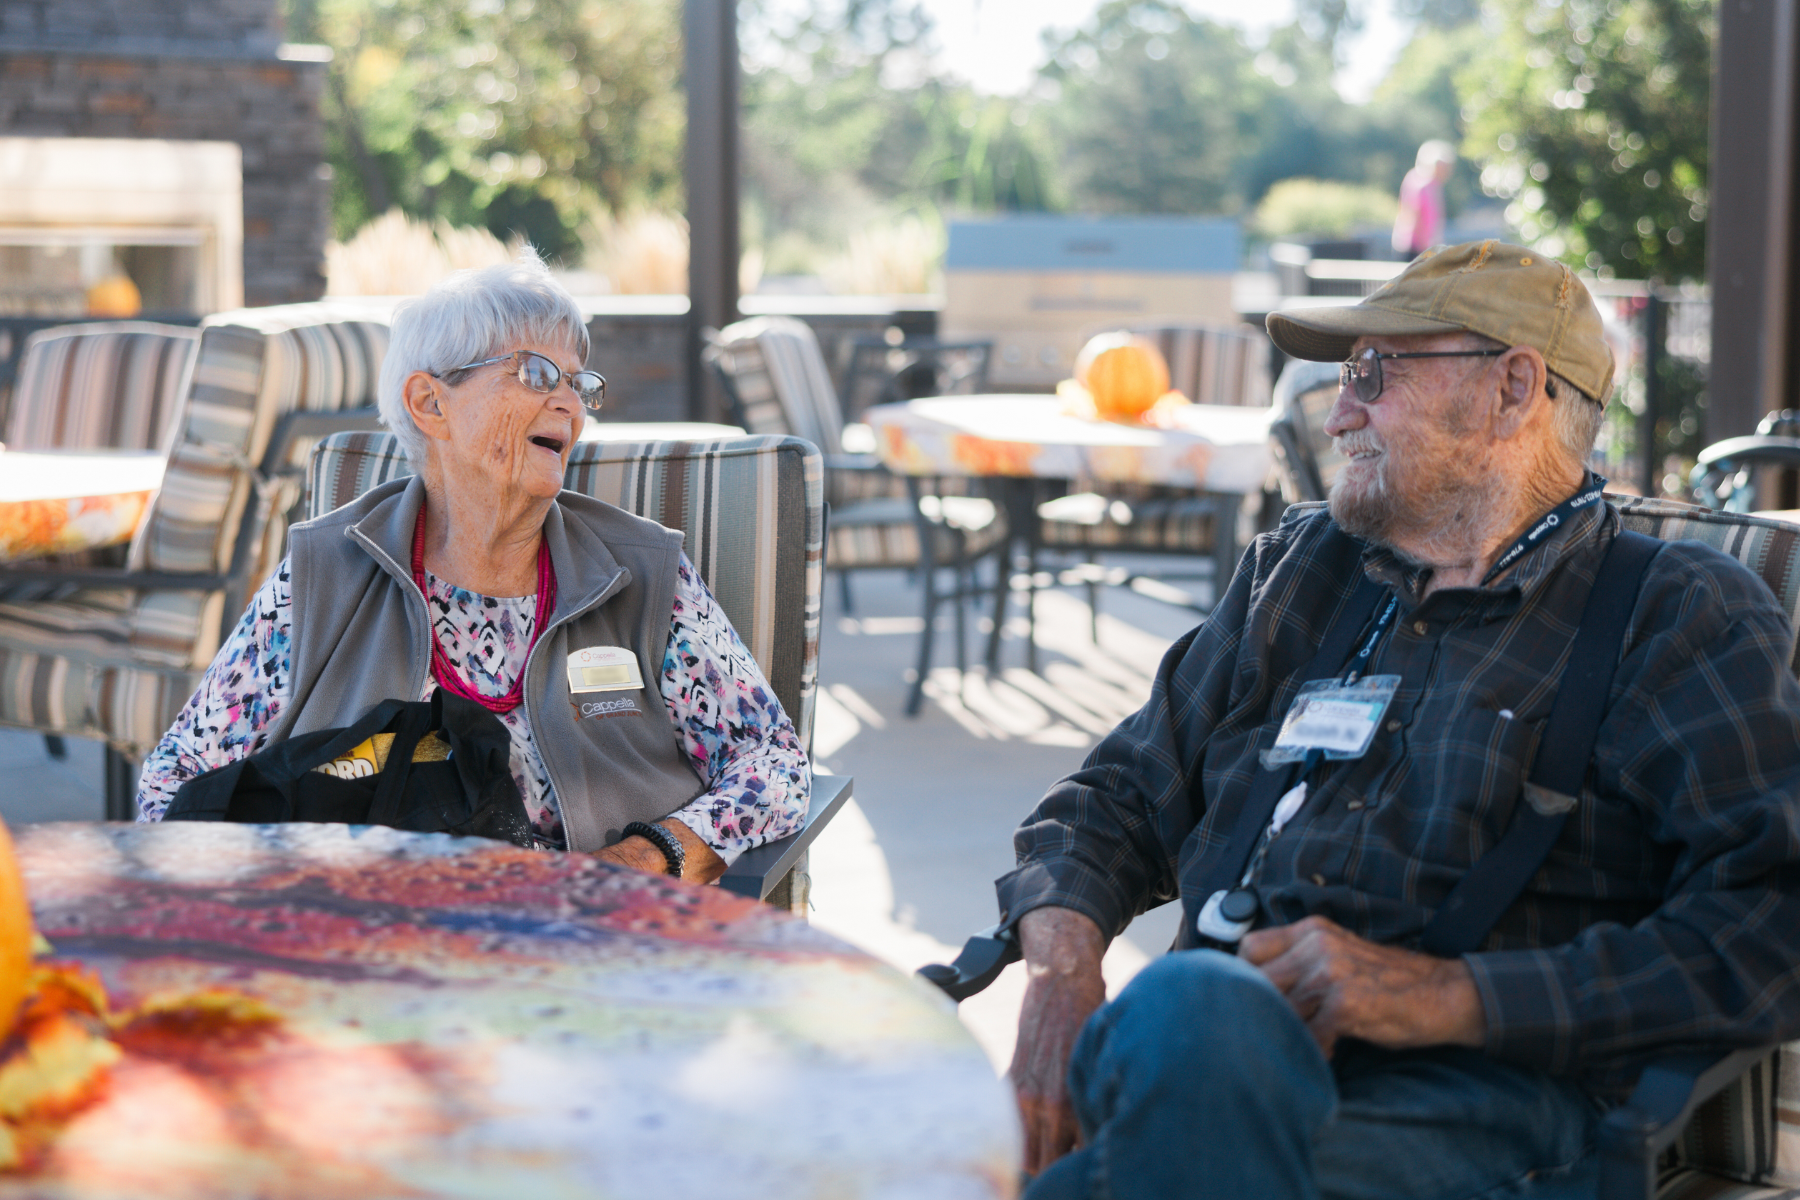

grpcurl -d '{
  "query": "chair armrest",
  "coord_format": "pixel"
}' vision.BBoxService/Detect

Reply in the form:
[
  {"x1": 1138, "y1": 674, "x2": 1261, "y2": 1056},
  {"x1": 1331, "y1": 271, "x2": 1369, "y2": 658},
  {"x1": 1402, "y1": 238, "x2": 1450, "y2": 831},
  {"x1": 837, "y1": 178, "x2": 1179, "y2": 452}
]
[
  {"x1": 1596, "y1": 1047, "x2": 1770, "y2": 1200},
  {"x1": 916, "y1": 924, "x2": 1022, "y2": 1002},
  {"x1": 717, "y1": 772, "x2": 854, "y2": 902},
  {"x1": 0, "y1": 565, "x2": 226, "y2": 591},
  {"x1": 1695, "y1": 435, "x2": 1800, "y2": 471},
  {"x1": 260, "y1": 407, "x2": 384, "y2": 476}
]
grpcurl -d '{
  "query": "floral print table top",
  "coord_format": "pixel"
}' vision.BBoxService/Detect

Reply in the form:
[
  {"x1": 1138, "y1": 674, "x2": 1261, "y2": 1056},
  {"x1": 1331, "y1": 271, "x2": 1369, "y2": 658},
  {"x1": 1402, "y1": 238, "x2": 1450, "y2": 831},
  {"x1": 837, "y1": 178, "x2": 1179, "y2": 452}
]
[
  {"x1": 0, "y1": 451, "x2": 164, "y2": 563},
  {"x1": 867, "y1": 395, "x2": 1276, "y2": 494},
  {"x1": 4, "y1": 821, "x2": 1017, "y2": 1200}
]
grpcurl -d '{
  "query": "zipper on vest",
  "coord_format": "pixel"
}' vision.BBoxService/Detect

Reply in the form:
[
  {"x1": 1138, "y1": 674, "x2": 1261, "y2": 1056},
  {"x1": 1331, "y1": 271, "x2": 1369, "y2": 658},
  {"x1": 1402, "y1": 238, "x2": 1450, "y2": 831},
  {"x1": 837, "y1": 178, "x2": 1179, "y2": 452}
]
[{"x1": 522, "y1": 568, "x2": 633, "y2": 852}]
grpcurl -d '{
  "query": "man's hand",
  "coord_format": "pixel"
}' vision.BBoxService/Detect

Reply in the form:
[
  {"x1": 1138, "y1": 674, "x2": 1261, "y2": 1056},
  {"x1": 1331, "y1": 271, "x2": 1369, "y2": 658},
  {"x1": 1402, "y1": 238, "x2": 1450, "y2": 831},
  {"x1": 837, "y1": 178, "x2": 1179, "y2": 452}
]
[
  {"x1": 1009, "y1": 907, "x2": 1107, "y2": 1175},
  {"x1": 1239, "y1": 915, "x2": 1486, "y2": 1057}
]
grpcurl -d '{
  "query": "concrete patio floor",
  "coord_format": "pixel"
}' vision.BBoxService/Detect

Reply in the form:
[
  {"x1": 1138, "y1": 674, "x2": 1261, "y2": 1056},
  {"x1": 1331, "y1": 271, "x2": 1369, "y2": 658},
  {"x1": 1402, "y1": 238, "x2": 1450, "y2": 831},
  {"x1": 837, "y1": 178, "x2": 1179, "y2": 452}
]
[
  {"x1": 0, "y1": 555, "x2": 1207, "y2": 1077},
  {"x1": 805, "y1": 560, "x2": 1197, "y2": 1073}
]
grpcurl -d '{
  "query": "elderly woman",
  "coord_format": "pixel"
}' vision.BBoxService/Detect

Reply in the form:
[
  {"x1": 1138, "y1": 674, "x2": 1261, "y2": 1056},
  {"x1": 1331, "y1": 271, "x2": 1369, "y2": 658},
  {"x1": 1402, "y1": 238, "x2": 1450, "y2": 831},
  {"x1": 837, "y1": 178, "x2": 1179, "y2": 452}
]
[{"x1": 136, "y1": 253, "x2": 809, "y2": 882}]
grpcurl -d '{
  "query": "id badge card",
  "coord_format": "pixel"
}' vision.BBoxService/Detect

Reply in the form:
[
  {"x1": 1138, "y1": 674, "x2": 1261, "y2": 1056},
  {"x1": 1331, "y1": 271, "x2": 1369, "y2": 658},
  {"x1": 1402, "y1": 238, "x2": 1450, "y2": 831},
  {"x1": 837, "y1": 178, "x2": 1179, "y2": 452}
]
[
  {"x1": 1261, "y1": 675, "x2": 1400, "y2": 766},
  {"x1": 566, "y1": 646, "x2": 645, "y2": 694}
]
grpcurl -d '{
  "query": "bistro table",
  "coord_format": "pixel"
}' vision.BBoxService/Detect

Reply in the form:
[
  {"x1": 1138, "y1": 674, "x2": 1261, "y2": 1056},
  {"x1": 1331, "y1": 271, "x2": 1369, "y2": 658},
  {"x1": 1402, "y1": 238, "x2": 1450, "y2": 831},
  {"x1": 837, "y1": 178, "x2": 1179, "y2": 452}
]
[
  {"x1": 0, "y1": 821, "x2": 1017, "y2": 1199},
  {"x1": 866, "y1": 394, "x2": 1277, "y2": 667},
  {"x1": 866, "y1": 394, "x2": 1275, "y2": 492},
  {"x1": 0, "y1": 449, "x2": 165, "y2": 563}
]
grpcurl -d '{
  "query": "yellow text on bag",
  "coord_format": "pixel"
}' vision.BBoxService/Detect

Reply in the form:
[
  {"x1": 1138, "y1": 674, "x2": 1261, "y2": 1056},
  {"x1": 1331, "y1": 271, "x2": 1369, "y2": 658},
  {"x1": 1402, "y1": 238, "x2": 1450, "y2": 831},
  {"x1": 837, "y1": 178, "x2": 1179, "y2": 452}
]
[{"x1": 313, "y1": 731, "x2": 452, "y2": 780}]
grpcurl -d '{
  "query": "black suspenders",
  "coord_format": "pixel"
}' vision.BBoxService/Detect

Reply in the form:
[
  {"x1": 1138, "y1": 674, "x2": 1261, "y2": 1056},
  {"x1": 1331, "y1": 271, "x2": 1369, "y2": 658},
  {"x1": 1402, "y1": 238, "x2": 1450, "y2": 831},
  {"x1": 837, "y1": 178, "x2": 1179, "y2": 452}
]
[
  {"x1": 1420, "y1": 529, "x2": 1661, "y2": 955},
  {"x1": 1180, "y1": 527, "x2": 1662, "y2": 956}
]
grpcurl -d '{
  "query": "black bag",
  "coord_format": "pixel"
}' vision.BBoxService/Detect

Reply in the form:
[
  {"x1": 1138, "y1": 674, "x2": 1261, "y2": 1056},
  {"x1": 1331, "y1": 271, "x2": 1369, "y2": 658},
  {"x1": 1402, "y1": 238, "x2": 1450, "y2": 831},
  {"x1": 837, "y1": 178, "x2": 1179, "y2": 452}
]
[{"x1": 163, "y1": 690, "x2": 535, "y2": 848}]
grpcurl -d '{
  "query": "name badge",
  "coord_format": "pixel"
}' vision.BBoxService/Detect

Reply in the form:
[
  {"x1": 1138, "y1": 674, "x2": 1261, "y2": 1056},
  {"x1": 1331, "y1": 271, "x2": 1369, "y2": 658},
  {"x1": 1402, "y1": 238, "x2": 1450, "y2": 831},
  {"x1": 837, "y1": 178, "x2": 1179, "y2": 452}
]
[
  {"x1": 1261, "y1": 675, "x2": 1400, "y2": 765},
  {"x1": 566, "y1": 646, "x2": 645, "y2": 694}
]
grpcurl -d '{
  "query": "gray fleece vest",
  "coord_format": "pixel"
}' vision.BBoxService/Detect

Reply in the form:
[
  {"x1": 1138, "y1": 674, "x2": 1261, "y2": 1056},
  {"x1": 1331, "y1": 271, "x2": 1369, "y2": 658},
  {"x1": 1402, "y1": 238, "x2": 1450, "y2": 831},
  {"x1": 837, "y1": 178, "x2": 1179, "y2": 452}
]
[{"x1": 270, "y1": 475, "x2": 703, "y2": 852}]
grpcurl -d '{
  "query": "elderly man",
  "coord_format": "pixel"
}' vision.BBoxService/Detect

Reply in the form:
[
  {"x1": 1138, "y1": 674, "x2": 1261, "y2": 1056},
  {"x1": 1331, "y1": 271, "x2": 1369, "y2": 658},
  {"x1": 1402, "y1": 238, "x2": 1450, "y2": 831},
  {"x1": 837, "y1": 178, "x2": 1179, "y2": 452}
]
[{"x1": 1002, "y1": 241, "x2": 1800, "y2": 1200}]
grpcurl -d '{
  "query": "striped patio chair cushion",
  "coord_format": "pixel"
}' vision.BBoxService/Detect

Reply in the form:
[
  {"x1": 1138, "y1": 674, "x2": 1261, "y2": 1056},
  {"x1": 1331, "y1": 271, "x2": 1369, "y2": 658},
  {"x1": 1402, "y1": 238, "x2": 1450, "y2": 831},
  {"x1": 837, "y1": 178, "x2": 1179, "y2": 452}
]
[
  {"x1": 0, "y1": 305, "x2": 394, "y2": 754},
  {"x1": 302, "y1": 430, "x2": 825, "y2": 748},
  {"x1": 1274, "y1": 364, "x2": 1345, "y2": 502},
  {"x1": 0, "y1": 581, "x2": 198, "y2": 751},
  {"x1": 1127, "y1": 323, "x2": 1273, "y2": 408},
  {"x1": 4, "y1": 322, "x2": 198, "y2": 452},
  {"x1": 707, "y1": 334, "x2": 790, "y2": 438},
  {"x1": 0, "y1": 637, "x2": 198, "y2": 754},
  {"x1": 124, "y1": 302, "x2": 391, "y2": 668},
  {"x1": 1612, "y1": 495, "x2": 1800, "y2": 673},
  {"x1": 1656, "y1": 1168, "x2": 1800, "y2": 1199},
  {"x1": 714, "y1": 316, "x2": 845, "y2": 454}
]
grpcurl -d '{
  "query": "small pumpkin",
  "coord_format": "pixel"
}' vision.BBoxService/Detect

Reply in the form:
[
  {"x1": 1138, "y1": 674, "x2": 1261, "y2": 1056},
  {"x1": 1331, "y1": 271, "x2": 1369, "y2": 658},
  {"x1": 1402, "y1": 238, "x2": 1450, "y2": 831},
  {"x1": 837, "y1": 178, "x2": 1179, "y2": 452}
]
[
  {"x1": 0, "y1": 820, "x2": 34, "y2": 1034},
  {"x1": 1076, "y1": 333, "x2": 1171, "y2": 421}
]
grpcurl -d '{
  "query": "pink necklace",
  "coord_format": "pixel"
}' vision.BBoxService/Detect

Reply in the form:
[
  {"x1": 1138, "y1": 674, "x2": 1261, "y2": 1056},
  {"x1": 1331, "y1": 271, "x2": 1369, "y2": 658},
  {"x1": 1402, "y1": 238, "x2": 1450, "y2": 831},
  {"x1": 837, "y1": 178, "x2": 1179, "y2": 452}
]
[{"x1": 411, "y1": 506, "x2": 557, "y2": 715}]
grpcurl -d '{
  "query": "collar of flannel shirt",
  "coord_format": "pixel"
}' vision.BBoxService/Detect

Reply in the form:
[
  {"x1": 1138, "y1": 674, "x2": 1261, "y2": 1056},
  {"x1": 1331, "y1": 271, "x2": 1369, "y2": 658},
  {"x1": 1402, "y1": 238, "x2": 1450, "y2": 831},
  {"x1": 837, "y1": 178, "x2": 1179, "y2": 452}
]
[{"x1": 1357, "y1": 472, "x2": 1612, "y2": 616}]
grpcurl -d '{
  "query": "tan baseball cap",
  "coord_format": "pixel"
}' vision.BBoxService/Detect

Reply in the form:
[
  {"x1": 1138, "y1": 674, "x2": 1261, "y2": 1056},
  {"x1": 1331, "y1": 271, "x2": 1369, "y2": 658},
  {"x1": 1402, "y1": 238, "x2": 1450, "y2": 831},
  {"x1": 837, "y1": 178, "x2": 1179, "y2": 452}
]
[{"x1": 1265, "y1": 240, "x2": 1616, "y2": 406}]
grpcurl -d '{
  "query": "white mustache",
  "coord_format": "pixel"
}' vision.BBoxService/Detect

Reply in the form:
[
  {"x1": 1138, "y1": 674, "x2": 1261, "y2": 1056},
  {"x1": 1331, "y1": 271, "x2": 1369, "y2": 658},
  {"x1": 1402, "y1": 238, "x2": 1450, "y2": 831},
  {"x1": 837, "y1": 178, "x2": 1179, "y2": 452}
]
[{"x1": 1334, "y1": 432, "x2": 1385, "y2": 459}]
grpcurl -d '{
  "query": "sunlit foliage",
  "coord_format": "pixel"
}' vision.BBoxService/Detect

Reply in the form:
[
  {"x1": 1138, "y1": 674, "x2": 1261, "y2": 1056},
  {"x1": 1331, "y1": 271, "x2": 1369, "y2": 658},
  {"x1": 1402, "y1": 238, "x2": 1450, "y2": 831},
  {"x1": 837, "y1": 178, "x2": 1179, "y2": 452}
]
[{"x1": 1460, "y1": 0, "x2": 1713, "y2": 281}]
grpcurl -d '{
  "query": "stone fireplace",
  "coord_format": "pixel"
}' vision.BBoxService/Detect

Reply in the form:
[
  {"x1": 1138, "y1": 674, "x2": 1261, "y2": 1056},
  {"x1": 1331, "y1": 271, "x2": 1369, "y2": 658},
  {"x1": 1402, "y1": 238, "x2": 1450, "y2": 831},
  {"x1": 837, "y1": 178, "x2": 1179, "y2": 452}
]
[{"x1": 0, "y1": 0, "x2": 330, "y2": 311}]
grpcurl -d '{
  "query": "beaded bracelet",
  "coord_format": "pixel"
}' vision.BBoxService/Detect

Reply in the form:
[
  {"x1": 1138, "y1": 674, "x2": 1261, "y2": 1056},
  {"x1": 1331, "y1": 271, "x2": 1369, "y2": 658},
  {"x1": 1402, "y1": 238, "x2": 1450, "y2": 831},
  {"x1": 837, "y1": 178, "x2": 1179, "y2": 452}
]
[{"x1": 621, "y1": 821, "x2": 685, "y2": 878}]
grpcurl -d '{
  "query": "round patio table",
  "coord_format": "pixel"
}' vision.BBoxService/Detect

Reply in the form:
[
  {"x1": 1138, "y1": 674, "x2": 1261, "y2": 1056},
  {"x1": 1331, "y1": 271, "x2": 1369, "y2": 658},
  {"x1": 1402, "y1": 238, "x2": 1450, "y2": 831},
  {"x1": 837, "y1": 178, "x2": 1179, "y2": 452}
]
[
  {"x1": 1, "y1": 821, "x2": 1016, "y2": 1200},
  {"x1": 866, "y1": 395, "x2": 1277, "y2": 670},
  {"x1": 865, "y1": 394, "x2": 1276, "y2": 493},
  {"x1": 0, "y1": 450, "x2": 164, "y2": 563}
]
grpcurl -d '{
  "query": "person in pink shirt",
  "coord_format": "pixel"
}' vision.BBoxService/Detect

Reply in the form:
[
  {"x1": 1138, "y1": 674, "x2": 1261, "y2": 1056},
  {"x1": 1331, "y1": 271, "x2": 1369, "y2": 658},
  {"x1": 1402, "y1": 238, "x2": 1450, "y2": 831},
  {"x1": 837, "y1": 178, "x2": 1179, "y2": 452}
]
[{"x1": 1392, "y1": 141, "x2": 1456, "y2": 259}]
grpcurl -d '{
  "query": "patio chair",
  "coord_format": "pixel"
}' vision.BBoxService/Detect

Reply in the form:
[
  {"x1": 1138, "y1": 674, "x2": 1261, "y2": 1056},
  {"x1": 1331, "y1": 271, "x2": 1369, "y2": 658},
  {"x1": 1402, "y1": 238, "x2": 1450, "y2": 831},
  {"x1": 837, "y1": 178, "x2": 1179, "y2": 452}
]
[
  {"x1": 2, "y1": 321, "x2": 203, "y2": 762},
  {"x1": 3, "y1": 321, "x2": 199, "y2": 453},
  {"x1": 1689, "y1": 409, "x2": 1800, "y2": 513},
  {"x1": 0, "y1": 301, "x2": 389, "y2": 819},
  {"x1": 705, "y1": 315, "x2": 1008, "y2": 716},
  {"x1": 1035, "y1": 323, "x2": 1278, "y2": 636},
  {"x1": 839, "y1": 333, "x2": 993, "y2": 416},
  {"x1": 302, "y1": 428, "x2": 848, "y2": 913},
  {"x1": 1266, "y1": 358, "x2": 1347, "y2": 505},
  {"x1": 921, "y1": 494, "x2": 1800, "y2": 1200}
]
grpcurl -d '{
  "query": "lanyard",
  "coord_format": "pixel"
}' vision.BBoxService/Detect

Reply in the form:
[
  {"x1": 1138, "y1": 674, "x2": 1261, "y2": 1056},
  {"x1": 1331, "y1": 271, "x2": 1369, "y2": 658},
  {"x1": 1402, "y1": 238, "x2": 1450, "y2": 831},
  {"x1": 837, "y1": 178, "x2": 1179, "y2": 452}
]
[
  {"x1": 1341, "y1": 595, "x2": 1398, "y2": 687},
  {"x1": 1239, "y1": 478, "x2": 1608, "y2": 898},
  {"x1": 1242, "y1": 592, "x2": 1399, "y2": 889},
  {"x1": 1481, "y1": 476, "x2": 1607, "y2": 586}
]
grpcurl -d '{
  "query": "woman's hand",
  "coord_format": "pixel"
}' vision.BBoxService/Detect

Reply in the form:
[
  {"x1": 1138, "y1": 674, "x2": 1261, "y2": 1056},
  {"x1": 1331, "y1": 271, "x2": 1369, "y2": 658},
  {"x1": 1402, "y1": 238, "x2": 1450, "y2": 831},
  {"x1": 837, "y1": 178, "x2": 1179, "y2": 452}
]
[{"x1": 594, "y1": 819, "x2": 727, "y2": 885}]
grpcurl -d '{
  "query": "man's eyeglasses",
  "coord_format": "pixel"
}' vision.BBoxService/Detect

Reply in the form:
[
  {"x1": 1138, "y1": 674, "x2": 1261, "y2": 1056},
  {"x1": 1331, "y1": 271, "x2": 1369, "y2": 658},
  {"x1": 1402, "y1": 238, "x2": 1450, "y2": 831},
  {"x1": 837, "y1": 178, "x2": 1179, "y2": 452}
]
[
  {"x1": 439, "y1": 350, "x2": 607, "y2": 410},
  {"x1": 1338, "y1": 346, "x2": 1504, "y2": 405}
]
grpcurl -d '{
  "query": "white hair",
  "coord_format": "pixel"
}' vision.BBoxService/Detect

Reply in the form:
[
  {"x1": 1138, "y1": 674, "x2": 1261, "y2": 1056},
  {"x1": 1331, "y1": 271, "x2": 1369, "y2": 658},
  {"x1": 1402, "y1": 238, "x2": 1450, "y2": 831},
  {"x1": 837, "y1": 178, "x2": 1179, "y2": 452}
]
[{"x1": 377, "y1": 248, "x2": 590, "y2": 464}]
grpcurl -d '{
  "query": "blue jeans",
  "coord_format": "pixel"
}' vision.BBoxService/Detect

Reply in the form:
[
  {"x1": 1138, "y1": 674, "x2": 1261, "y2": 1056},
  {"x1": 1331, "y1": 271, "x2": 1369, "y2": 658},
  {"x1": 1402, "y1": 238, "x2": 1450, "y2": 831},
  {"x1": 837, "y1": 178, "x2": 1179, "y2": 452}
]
[{"x1": 1025, "y1": 952, "x2": 1601, "y2": 1200}]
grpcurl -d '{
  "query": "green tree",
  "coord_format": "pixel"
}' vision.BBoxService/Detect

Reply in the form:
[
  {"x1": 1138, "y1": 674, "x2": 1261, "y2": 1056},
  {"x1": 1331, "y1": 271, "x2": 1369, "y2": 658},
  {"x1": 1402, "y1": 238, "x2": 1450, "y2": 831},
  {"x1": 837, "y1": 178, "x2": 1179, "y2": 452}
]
[
  {"x1": 289, "y1": 0, "x2": 684, "y2": 257},
  {"x1": 1036, "y1": 2, "x2": 1277, "y2": 214},
  {"x1": 1458, "y1": 0, "x2": 1714, "y2": 281},
  {"x1": 739, "y1": 0, "x2": 1060, "y2": 270}
]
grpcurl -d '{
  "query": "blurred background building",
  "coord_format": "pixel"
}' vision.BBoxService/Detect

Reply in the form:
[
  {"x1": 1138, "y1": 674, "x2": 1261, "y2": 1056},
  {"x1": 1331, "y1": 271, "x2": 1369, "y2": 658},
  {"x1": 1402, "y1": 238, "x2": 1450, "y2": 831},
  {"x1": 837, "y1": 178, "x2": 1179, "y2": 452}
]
[{"x1": 0, "y1": 0, "x2": 330, "y2": 313}]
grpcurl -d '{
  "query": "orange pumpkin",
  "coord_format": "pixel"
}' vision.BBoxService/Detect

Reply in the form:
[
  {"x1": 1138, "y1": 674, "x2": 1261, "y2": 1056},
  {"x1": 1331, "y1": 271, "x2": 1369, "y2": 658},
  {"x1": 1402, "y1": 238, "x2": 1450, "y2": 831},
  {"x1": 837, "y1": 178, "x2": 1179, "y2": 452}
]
[
  {"x1": 0, "y1": 820, "x2": 34, "y2": 1033},
  {"x1": 1076, "y1": 333, "x2": 1171, "y2": 420}
]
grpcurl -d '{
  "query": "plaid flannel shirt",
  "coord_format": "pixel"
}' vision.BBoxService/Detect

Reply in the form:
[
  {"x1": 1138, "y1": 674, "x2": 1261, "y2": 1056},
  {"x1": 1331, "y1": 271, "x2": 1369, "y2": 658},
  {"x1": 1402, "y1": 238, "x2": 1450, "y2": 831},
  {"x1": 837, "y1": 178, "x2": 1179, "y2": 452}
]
[{"x1": 999, "y1": 490, "x2": 1800, "y2": 1097}]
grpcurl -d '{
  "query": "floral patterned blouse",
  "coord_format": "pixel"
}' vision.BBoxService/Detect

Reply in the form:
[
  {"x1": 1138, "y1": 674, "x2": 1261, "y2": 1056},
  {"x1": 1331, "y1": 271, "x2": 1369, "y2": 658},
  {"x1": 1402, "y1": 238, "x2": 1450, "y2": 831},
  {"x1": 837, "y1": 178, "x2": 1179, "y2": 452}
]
[{"x1": 137, "y1": 553, "x2": 809, "y2": 863}]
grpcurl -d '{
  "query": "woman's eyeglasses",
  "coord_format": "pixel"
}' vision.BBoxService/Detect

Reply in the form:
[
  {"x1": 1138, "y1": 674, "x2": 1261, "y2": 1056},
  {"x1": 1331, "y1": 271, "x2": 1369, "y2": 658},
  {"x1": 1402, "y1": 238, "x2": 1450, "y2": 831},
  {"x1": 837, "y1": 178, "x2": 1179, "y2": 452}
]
[
  {"x1": 441, "y1": 350, "x2": 607, "y2": 410},
  {"x1": 1338, "y1": 346, "x2": 1504, "y2": 405}
]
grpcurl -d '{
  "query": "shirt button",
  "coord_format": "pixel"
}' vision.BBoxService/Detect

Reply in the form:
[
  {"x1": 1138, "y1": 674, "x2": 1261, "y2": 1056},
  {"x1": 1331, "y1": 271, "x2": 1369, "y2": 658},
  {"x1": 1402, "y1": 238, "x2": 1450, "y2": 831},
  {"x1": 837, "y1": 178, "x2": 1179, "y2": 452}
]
[
  {"x1": 1412, "y1": 619, "x2": 1429, "y2": 635},
  {"x1": 1345, "y1": 800, "x2": 1364, "y2": 811},
  {"x1": 1311, "y1": 873, "x2": 1327, "y2": 886},
  {"x1": 1386, "y1": 719, "x2": 1402, "y2": 732}
]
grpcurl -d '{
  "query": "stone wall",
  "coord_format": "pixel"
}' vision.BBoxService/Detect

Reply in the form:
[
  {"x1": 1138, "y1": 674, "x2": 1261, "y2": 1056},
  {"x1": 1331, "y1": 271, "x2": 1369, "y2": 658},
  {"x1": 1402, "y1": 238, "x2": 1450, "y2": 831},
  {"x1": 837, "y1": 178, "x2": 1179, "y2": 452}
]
[
  {"x1": 0, "y1": 0, "x2": 283, "y2": 53},
  {"x1": 0, "y1": 0, "x2": 328, "y2": 307}
]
